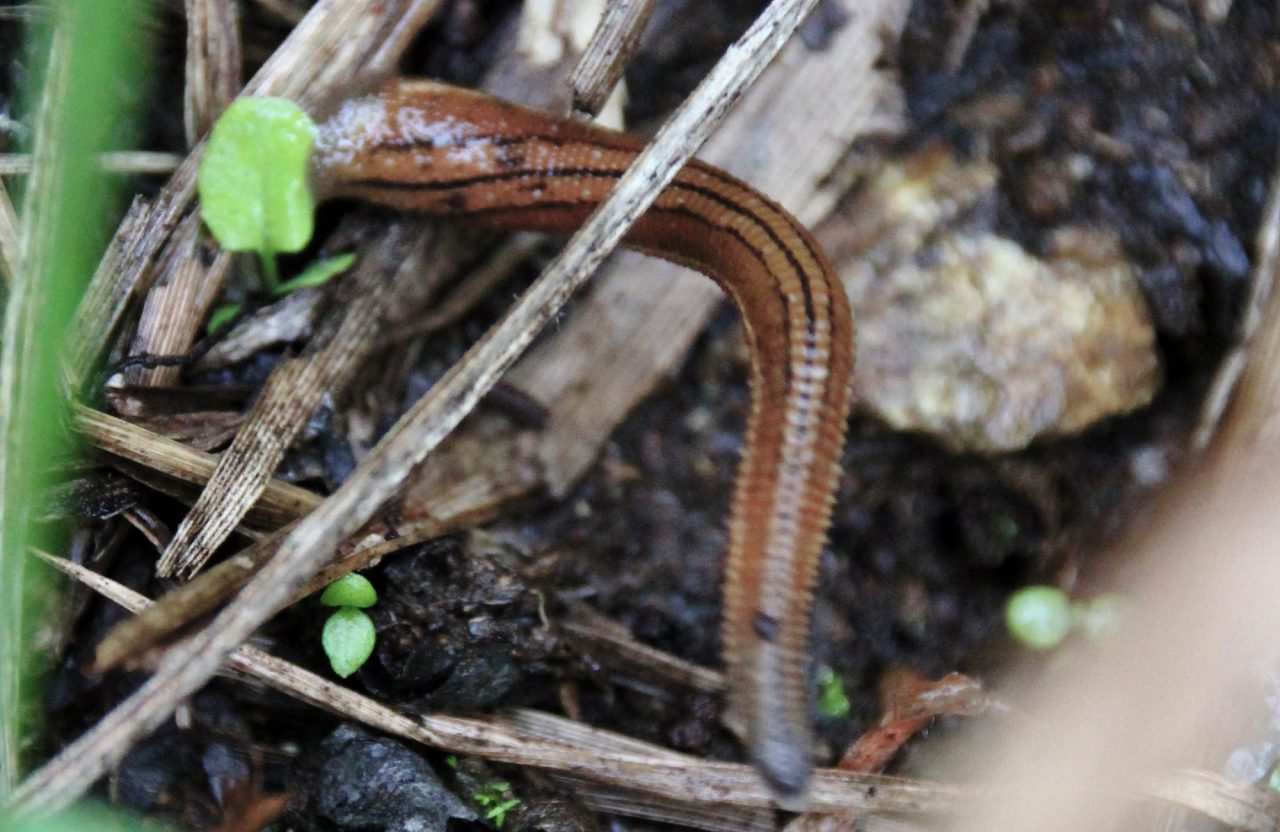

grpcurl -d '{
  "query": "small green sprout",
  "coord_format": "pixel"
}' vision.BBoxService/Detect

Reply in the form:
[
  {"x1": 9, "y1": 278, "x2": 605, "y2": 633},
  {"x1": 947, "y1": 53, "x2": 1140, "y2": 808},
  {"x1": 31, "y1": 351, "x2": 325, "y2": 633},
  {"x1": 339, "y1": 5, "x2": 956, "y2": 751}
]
[
  {"x1": 320, "y1": 573, "x2": 378, "y2": 608},
  {"x1": 1005, "y1": 585, "x2": 1073, "y2": 650},
  {"x1": 1268, "y1": 765, "x2": 1280, "y2": 793},
  {"x1": 272, "y1": 251, "x2": 358, "y2": 296},
  {"x1": 199, "y1": 99, "x2": 357, "y2": 334},
  {"x1": 320, "y1": 573, "x2": 379, "y2": 677},
  {"x1": 473, "y1": 780, "x2": 520, "y2": 829},
  {"x1": 205, "y1": 252, "x2": 357, "y2": 336},
  {"x1": 198, "y1": 96, "x2": 318, "y2": 290},
  {"x1": 321, "y1": 607, "x2": 376, "y2": 679},
  {"x1": 205, "y1": 302, "x2": 243, "y2": 335},
  {"x1": 815, "y1": 664, "x2": 851, "y2": 720}
]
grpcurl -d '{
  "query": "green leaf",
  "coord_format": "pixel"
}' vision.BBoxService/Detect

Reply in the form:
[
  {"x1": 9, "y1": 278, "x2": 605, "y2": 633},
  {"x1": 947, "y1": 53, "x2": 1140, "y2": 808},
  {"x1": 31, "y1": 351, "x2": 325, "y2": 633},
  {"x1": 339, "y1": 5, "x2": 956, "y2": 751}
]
[
  {"x1": 198, "y1": 96, "x2": 318, "y2": 255},
  {"x1": 272, "y1": 252, "x2": 358, "y2": 297},
  {"x1": 1005, "y1": 585, "x2": 1072, "y2": 650},
  {"x1": 485, "y1": 797, "x2": 521, "y2": 828},
  {"x1": 815, "y1": 664, "x2": 850, "y2": 720},
  {"x1": 320, "y1": 573, "x2": 378, "y2": 608},
  {"x1": 206, "y1": 302, "x2": 242, "y2": 335},
  {"x1": 322, "y1": 608, "x2": 376, "y2": 678}
]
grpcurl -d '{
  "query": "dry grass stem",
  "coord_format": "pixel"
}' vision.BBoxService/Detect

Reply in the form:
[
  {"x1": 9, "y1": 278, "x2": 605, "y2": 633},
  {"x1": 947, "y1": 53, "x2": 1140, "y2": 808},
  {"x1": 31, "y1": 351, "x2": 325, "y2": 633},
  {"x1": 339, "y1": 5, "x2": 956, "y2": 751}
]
[
  {"x1": 1196, "y1": 141, "x2": 1280, "y2": 453},
  {"x1": 36, "y1": 544, "x2": 1280, "y2": 830},
  {"x1": 183, "y1": 0, "x2": 241, "y2": 146},
  {"x1": 561, "y1": 613, "x2": 725, "y2": 693},
  {"x1": 568, "y1": 0, "x2": 656, "y2": 117},
  {"x1": 124, "y1": 215, "x2": 232, "y2": 387},
  {"x1": 381, "y1": 233, "x2": 544, "y2": 346},
  {"x1": 1194, "y1": 147, "x2": 1280, "y2": 448},
  {"x1": 156, "y1": 220, "x2": 453, "y2": 578},
  {"x1": 74, "y1": 405, "x2": 320, "y2": 525},
  {"x1": 96, "y1": 417, "x2": 543, "y2": 670},
  {"x1": 0, "y1": 151, "x2": 184, "y2": 175},
  {"x1": 251, "y1": 0, "x2": 306, "y2": 24},
  {"x1": 0, "y1": 178, "x2": 19, "y2": 285},
  {"x1": 191, "y1": 288, "x2": 323, "y2": 370},
  {"x1": 38, "y1": 553, "x2": 949, "y2": 819}
]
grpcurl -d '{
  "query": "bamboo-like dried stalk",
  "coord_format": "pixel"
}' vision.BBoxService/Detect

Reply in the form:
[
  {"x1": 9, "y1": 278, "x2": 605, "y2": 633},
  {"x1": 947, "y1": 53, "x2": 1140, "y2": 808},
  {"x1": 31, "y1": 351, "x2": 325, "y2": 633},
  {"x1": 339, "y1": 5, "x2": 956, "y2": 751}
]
[
  {"x1": 0, "y1": 151, "x2": 184, "y2": 175},
  {"x1": 183, "y1": 0, "x2": 242, "y2": 146},
  {"x1": 155, "y1": 220, "x2": 452, "y2": 577},
  {"x1": 0, "y1": 178, "x2": 18, "y2": 286},
  {"x1": 74, "y1": 405, "x2": 320, "y2": 524},
  {"x1": 568, "y1": 0, "x2": 656, "y2": 117}
]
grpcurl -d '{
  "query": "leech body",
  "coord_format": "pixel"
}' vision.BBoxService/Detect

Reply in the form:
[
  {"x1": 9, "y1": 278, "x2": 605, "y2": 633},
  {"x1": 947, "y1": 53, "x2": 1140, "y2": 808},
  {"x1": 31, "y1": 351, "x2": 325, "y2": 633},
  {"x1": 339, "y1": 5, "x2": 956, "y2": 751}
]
[{"x1": 312, "y1": 79, "x2": 854, "y2": 807}]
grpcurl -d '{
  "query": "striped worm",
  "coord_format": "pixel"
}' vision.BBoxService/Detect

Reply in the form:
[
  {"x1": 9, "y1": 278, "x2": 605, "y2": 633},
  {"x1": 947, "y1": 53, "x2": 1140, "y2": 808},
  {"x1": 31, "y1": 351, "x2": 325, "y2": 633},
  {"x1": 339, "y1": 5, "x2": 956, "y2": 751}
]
[{"x1": 311, "y1": 79, "x2": 854, "y2": 808}]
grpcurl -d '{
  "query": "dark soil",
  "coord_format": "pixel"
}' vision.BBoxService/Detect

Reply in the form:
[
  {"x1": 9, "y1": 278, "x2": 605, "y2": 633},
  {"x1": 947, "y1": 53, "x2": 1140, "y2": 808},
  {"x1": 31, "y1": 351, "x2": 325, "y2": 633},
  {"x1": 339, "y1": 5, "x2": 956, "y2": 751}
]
[{"x1": 15, "y1": 0, "x2": 1280, "y2": 829}]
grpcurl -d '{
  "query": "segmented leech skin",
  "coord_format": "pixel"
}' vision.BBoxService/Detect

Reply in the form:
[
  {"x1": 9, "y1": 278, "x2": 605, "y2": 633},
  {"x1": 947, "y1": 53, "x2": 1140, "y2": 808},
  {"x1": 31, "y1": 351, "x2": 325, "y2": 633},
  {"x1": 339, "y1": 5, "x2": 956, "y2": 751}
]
[{"x1": 311, "y1": 79, "x2": 855, "y2": 808}]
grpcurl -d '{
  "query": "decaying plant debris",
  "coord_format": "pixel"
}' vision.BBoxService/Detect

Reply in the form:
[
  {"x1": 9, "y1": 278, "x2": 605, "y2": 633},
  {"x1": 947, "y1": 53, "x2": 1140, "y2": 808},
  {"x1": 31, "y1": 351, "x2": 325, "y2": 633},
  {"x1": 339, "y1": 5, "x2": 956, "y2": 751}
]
[{"x1": 4, "y1": 0, "x2": 1280, "y2": 830}]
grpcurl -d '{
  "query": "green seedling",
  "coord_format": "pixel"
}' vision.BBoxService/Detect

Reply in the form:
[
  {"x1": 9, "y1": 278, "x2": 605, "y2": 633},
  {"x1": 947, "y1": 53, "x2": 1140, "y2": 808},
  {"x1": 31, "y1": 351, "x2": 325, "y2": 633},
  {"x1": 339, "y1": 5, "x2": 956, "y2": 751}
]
[
  {"x1": 321, "y1": 606, "x2": 376, "y2": 679},
  {"x1": 473, "y1": 780, "x2": 521, "y2": 829},
  {"x1": 199, "y1": 98, "x2": 357, "y2": 334},
  {"x1": 205, "y1": 303, "x2": 243, "y2": 335},
  {"x1": 1005, "y1": 585, "x2": 1073, "y2": 650},
  {"x1": 198, "y1": 96, "x2": 317, "y2": 289},
  {"x1": 815, "y1": 664, "x2": 851, "y2": 720},
  {"x1": 321, "y1": 572, "x2": 378, "y2": 609},
  {"x1": 320, "y1": 574, "x2": 379, "y2": 677},
  {"x1": 1007, "y1": 585, "x2": 1128, "y2": 650},
  {"x1": 204, "y1": 252, "x2": 356, "y2": 335},
  {"x1": 273, "y1": 251, "x2": 357, "y2": 296}
]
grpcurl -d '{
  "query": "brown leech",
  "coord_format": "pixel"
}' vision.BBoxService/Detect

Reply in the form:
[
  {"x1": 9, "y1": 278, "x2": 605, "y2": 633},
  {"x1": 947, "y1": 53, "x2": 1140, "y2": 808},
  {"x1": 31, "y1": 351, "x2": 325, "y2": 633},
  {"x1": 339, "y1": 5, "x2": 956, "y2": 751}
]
[{"x1": 311, "y1": 79, "x2": 854, "y2": 807}]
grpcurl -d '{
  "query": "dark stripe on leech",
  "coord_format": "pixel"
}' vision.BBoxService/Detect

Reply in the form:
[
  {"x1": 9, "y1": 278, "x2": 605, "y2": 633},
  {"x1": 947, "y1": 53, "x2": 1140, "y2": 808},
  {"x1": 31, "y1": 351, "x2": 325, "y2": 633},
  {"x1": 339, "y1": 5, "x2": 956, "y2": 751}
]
[
  {"x1": 352, "y1": 164, "x2": 821, "y2": 333},
  {"x1": 377, "y1": 129, "x2": 835, "y2": 310},
  {"x1": 350, "y1": 171, "x2": 840, "y2": 447},
  {"x1": 453, "y1": 199, "x2": 843, "y2": 463},
  {"x1": 354, "y1": 190, "x2": 800, "y2": 393}
]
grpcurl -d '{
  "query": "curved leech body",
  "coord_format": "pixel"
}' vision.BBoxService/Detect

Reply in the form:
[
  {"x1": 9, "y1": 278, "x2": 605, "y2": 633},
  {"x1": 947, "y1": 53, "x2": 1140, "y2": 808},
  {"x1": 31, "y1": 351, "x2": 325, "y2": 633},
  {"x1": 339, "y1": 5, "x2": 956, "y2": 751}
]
[{"x1": 312, "y1": 79, "x2": 854, "y2": 806}]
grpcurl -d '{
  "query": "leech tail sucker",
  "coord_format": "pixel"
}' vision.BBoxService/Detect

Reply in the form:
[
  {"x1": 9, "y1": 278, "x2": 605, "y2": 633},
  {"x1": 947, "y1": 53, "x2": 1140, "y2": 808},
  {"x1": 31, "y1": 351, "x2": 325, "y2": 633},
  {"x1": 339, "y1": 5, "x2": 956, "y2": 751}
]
[{"x1": 312, "y1": 78, "x2": 856, "y2": 808}]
